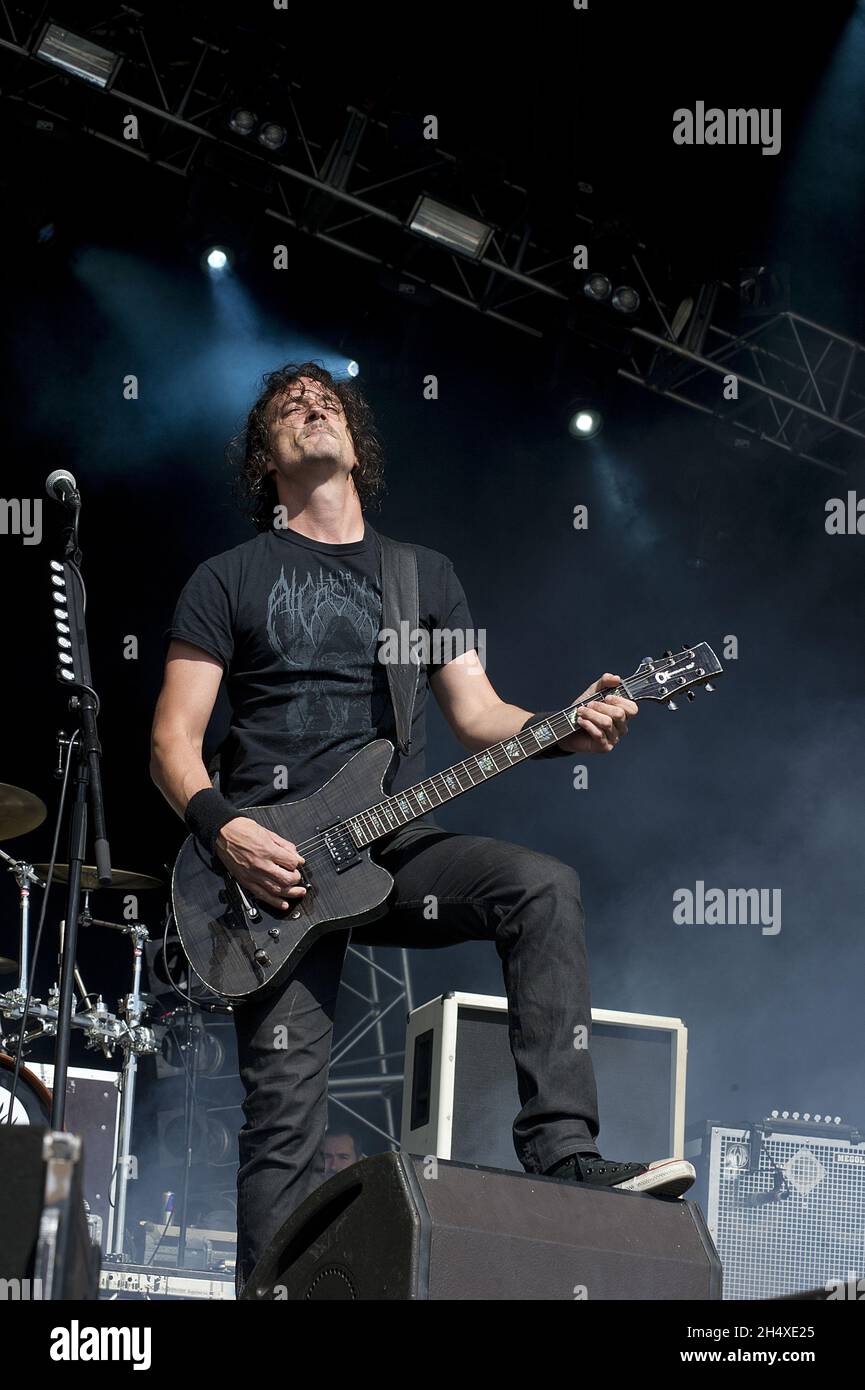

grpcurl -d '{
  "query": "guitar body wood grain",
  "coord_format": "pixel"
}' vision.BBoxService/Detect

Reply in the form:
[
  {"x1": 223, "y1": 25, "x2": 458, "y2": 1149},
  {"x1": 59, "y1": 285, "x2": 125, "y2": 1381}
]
[{"x1": 172, "y1": 740, "x2": 397, "y2": 1000}]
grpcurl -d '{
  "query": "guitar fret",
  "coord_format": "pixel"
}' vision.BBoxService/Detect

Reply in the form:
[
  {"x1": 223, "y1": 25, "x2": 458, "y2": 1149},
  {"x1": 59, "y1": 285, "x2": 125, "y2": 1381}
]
[
  {"x1": 502, "y1": 737, "x2": 522, "y2": 764},
  {"x1": 345, "y1": 679, "x2": 649, "y2": 852},
  {"x1": 528, "y1": 721, "x2": 556, "y2": 750},
  {"x1": 424, "y1": 779, "x2": 444, "y2": 806},
  {"x1": 366, "y1": 809, "x2": 388, "y2": 837}
]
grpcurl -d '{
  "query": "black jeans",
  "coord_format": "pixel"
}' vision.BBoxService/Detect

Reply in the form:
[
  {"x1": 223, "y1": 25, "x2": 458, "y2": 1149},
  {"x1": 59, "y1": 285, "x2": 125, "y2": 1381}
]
[{"x1": 232, "y1": 821, "x2": 601, "y2": 1289}]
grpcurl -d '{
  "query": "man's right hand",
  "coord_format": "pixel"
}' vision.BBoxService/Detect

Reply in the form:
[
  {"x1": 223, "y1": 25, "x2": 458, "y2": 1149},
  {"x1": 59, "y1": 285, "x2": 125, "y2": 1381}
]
[{"x1": 215, "y1": 817, "x2": 306, "y2": 911}]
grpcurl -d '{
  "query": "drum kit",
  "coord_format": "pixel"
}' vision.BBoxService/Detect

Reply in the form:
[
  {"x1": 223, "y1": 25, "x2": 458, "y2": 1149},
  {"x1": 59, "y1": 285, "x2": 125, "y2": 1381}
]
[{"x1": 0, "y1": 778, "x2": 162, "y2": 1257}]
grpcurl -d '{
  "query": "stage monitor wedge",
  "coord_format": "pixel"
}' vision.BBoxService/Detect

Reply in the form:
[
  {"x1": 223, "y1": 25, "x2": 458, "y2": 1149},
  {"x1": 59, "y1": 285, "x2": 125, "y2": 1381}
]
[{"x1": 242, "y1": 1151, "x2": 721, "y2": 1301}]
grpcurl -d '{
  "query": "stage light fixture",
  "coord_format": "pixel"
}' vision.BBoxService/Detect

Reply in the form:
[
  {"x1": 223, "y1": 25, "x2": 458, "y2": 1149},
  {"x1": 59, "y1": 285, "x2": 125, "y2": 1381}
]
[
  {"x1": 583, "y1": 273, "x2": 612, "y2": 302},
  {"x1": 203, "y1": 246, "x2": 232, "y2": 272},
  {"x1": 568, "y1": 406, "x2": 603, "y2": 440},
  {"x1": 612, "y1": 285, "x2": 640, "y2": 314},
  {"x1": 346, "y1": 360, "x2": 360, "y2": 377},
  {"x1": 258, "y1": 122, "x2": 287, "y2": 151},
  {"x1": 408, "y1": 195, "x2": 494, "y2": 260},
  {"x1": 34, "y1": 23, "x2": 121, "y2": 88},
  {"x1": 229, "y1": 108, "x2": 257, "y2": 136}
]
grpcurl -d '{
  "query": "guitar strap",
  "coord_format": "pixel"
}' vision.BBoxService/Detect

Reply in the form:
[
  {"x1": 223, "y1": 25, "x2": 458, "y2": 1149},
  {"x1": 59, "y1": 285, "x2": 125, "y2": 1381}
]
[{"x1": 376, "y1": 530, "x2": 420, "y2": 755}]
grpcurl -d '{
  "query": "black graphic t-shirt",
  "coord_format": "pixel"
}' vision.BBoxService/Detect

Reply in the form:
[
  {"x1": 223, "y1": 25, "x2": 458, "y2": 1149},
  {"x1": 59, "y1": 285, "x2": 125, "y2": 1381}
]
[{"x1": 164, "y1": 522, "x2": 474, "y2": 808}]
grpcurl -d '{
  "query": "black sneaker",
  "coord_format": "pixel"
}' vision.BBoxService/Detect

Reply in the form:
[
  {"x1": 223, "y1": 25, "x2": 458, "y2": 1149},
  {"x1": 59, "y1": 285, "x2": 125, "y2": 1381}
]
[{"x1": 546, "y1": 1153, "x2": 696, "y2": 1198}]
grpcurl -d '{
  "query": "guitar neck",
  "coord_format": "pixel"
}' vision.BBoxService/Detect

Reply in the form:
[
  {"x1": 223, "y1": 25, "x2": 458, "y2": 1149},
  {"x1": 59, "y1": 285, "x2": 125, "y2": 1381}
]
[{"x1": 346, "y1": 682, "x2": 633, "y2": 848}]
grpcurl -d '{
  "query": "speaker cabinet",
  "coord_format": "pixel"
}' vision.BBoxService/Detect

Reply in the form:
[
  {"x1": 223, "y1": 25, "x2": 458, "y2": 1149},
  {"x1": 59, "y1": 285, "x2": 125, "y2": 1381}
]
[
  {"x1": 0, "y1": 1127, "x2": 100, "y2": 1299},
  {"x1": 242, "y1": 1151, "x2": 720, "y2": 1301},
  {"x1": 401, "y1": 993, "x2": 688, "y2": 1169},
  {"x1": 696, "y1": 1120, "x2": 865, "y2": 1299}
]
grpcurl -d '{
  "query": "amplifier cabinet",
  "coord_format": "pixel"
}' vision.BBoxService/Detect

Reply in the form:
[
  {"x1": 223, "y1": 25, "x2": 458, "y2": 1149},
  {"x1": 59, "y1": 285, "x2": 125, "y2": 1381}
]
[
  {"x1": 401, "y1": 992, "x2": 687, "y2": 1168},
  {"x1": 705, "y1": 1124, "x2": 865, "y2": 1299},
  {"x1": 29, "y1": 1063, "x2": 121, "y2": 1253}
]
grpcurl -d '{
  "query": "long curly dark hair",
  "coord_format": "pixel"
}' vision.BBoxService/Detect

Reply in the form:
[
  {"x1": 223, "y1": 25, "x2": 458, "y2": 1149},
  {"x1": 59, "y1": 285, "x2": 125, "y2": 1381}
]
[{"x1": 229, "y1": 361, "x2": 386, "y2": 531}]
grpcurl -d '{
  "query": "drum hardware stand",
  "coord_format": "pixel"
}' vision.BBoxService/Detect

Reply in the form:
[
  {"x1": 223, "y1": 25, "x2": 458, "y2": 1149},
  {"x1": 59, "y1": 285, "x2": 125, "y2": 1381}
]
[
  {"x1": 0, "y1": 850, "x2": 51, "y2": 1056},
  {"x1": 0, "y1": 888, "x2": 157, "y2": 1259},
  {"x1": 80, "y1": 911, "x2": 155, "y2": 1258},
  {"x1": 0, "y1": 848, "x2": 45, "y2": 1008},
  {"x1": 58, "y1": 908, "x2": 97, "y2": 1015}
]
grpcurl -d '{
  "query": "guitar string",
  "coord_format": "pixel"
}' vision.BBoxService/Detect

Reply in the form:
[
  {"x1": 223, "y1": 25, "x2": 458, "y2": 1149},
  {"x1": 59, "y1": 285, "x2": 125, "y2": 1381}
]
[
  {"x1": 287, "y1": 686, "x2": 634, "y2": 859},
  {"x1": 263, "y1": 657, "x2": 712, "y2": 865},
  {"x1": 287, "y1": 668, "x2": 708, "y2": 862}
]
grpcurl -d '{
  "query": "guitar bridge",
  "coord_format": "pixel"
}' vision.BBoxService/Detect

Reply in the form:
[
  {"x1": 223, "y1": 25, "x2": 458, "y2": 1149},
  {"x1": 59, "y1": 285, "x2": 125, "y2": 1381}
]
[{"x1": 322, "y1": 823, "x2": 360, "y2": 874}]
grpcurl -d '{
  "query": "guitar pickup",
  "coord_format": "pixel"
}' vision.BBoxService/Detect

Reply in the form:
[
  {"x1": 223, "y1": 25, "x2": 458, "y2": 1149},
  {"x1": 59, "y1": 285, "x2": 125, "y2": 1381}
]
[{"x1": 322, "y1": 824, "x2": 361, "y2": 874}]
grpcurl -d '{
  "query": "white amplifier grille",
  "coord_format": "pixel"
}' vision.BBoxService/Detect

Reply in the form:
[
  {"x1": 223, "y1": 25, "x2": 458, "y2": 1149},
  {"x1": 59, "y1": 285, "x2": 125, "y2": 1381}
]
[{"x1": 707, "y1": 1126, "x2": 865, "y2": 1299}]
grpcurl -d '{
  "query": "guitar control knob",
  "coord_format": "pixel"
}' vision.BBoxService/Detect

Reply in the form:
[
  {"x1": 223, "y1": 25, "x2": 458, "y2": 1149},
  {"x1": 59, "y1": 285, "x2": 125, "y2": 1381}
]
[
  {"x1": 705, "y1": 683, "x2": 715, "y2": 692},
  {"x1": 687, "y1": 690, "x2": 696, "y2": 701},
  {"x1": 254, "y1": 949, "x2": 270, "y2": 966},
  {"x1": 668, "y1": 700, "x2": 678, "y2": 711}
]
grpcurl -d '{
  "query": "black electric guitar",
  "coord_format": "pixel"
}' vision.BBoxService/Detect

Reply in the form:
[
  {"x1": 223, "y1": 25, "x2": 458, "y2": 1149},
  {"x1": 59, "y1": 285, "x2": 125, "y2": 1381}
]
[{"x1": 172, "y1": 643, "x2": 722, "y2": 1000}]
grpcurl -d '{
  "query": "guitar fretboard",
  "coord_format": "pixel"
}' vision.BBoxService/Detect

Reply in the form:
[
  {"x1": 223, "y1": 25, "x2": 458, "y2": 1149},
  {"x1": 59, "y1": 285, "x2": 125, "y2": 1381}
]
[{"x1": 345, "y1": 680, "x2": 636, "y2": 847}]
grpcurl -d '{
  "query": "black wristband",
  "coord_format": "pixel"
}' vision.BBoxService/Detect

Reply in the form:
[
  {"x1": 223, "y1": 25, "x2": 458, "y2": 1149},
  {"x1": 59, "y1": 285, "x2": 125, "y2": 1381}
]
[
  {"x1": 184, "y1": 788, "x2": 238, "y2": 856},
  {"x1": 520, "y1": 711, "x2": 572, "y2": 759}
]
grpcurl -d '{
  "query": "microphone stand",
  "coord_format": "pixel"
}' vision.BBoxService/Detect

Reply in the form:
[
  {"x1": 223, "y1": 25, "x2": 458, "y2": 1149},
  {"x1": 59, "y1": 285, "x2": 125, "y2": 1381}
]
[
  {"x1": 49, "y1": 493, "x2": 112, "y2": 1130},
  {"x1": 176, "y1": 1005, "x2": 201, "y2": 1269}
]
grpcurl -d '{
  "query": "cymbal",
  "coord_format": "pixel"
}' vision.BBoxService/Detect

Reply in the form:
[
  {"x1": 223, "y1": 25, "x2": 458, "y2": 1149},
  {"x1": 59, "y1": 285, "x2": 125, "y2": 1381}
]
[
  {"x1": 0, "y1": 784, "x2": 47, "y2": 841},
  {"x1": 33, "y1": 864, "x2": 165, "y2": 892},
  {"x1": 0, "y1": 955, "x2": 17, "y2": 974}
]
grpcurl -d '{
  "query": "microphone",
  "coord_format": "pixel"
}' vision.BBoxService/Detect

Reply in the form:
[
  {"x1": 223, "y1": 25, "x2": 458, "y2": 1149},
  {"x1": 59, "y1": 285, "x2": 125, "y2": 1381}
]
[{"x1": 46, "y1": 469, "x2": 80, "y2": 507}]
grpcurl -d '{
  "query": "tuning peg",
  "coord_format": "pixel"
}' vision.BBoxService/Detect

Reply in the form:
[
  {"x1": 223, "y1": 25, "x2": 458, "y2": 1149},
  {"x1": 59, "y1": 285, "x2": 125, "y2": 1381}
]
[
  {"x1": 668, "y1": 700, "x2": 678, "y2": 711},
  {"x1": 686, "y1": 690, "x2": 695, "y2": 701},
  {"x1": 705, "y1": 683, "x2": 715, "y2": 692}
]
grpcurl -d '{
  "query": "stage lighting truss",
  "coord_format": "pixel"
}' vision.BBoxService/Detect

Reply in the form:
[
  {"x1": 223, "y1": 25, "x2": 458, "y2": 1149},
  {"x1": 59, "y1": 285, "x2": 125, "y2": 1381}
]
[
  {"x1": 618, "y1": 273, "x2": 865, "y2": 473},
  {"x1": 0, "y1": 5, "x2": 582, "y2": 339},
  {"x1": 2, "y1": 4, "x2": 864, "y2": 472}
]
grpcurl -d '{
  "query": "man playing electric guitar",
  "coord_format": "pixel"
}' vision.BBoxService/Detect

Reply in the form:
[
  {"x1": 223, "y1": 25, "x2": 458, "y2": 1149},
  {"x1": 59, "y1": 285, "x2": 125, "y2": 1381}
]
[{"x1": 151, "y1": 362, "x2": 695, "y2": 1289}]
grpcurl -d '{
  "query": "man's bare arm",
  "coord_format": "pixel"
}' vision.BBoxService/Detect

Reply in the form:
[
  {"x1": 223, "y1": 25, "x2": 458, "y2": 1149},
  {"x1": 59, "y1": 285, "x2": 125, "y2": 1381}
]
[
  {"x1": 150, "y1": 639, "x2": 306, "y2": 910},
  {"x1": 150, "y1": 640, "x2": 223, "y2": 817},
  {"x1": 429, "y1": 650, "x2": 637, "y2": 754}
]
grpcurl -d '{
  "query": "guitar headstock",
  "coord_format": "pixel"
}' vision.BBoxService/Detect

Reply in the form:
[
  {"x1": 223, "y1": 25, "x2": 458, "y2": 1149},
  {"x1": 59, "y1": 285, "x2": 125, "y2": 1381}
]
[{"x1": 625, "y1": 642, "x2": 723, "y2": 709}]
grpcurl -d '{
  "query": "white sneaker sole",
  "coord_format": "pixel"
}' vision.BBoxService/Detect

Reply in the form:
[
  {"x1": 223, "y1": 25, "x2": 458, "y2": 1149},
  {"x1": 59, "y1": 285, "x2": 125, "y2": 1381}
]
[{"x1": 613, "y1": 1158, "x2": 696, "y2": 1199}]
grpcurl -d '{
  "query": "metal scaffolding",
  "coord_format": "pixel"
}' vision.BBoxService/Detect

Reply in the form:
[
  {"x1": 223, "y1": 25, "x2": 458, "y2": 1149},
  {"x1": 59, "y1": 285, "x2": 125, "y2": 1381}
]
[
  {"x1": 0, "y1": 4, "x2": 579, "y2": 338},
  {"x1": 328, "y1": 945, "x2": 414, "y2": 1156},
  {"x1": 2, "y1": 2, "x2": 863, "y2": 476},
  {"x1": 619, "y1": 274, "x2": 865, "y2": 474}
]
